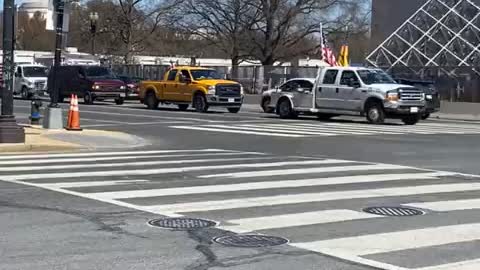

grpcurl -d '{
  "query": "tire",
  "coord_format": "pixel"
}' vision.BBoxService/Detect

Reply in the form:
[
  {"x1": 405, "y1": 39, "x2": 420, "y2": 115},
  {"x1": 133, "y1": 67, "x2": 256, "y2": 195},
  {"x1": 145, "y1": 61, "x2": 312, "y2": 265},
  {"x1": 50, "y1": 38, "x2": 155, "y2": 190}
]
[
  {"x1": 21, "y1": 86, "x2": 30, "y2": 100},
  {"x1": 402, "y1": 115, "x2": 420, "y2": 125},
  {"x1": 193, "y1": 94, "x2": 209, "y2": 113},
  {"x1": 261, "y1": 97, "x2": 274, "y2": 113},
  {"x1": 365, "y1": 101, "x2": 385, "y2": 124},
  {"x1": 178, "y1": 104, "x2": 189, "y2": 111},
  {"x1": 145, "y1": 91, "x2": 159, "y2": 110},
  {"x1": 228, "y1": 107, "x2": 241, "y2": 113},
  {"x1": 277, "y1": 99, "x2": 295, "y2": 119},
  {"x1": 421, "y1": 113, "x2": 430, "y2": 120},
  {"x1": 83, "y1": 91, "x2": 94, "y2": 105},
  {"x1": 115, "y1": 97, "x2": 124, "y2": 105},
  {"x1": 317, "y1": 113, "x2": 335, "y2": 121}
]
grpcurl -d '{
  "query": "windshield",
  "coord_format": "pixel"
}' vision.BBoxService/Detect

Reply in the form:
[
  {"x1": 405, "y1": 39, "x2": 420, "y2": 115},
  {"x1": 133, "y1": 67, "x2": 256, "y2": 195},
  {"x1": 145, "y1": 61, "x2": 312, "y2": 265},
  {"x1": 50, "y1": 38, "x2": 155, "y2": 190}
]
[
  {"x1": 190, "y1": 70, "x2": 222, "y2": 80},
  {"x1": 23, "y1": 66, "x2": 48, "y2": 77},
  {"x1": 85, "y1": 66, "x2": 117, "y2": 79},
  {"x1": 357, "y1": 69, "x2": 397, "y2": 85}
]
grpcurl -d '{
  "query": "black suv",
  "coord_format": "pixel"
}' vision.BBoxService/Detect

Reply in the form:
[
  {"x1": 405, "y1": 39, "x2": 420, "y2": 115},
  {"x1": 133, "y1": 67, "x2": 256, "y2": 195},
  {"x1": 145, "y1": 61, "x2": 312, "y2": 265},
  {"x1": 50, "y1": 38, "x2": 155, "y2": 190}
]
[{"x1": 48, "y1": 65, "x2": 127, "y2": 105}]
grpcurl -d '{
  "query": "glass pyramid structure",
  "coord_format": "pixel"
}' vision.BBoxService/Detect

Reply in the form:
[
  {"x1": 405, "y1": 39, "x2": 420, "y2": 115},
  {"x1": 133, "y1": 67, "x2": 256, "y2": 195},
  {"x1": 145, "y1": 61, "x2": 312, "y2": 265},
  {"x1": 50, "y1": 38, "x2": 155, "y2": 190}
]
[{"x1": 367, "y1": 0, "x2": 480, "y2": 74}]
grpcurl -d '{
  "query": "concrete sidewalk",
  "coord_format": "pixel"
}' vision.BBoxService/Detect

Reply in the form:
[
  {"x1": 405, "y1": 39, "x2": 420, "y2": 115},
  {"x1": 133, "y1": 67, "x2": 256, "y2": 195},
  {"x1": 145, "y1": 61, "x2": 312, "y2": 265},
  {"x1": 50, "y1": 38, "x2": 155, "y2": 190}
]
[{"x1": 0, "y1": 125, "x2": 149, "y2": 153}]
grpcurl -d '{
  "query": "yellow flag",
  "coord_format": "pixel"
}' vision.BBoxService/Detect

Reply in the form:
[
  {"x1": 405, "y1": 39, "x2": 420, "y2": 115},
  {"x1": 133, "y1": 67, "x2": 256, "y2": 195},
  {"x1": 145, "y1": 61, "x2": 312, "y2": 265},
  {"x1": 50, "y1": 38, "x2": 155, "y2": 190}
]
[{"x1": 338, "y1": 45, "x2": 349, "y2": 67}]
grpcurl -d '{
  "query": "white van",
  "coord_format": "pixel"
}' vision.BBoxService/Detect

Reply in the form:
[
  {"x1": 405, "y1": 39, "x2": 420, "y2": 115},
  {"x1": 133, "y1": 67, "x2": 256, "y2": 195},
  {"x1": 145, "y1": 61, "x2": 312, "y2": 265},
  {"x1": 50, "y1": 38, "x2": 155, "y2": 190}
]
[{"x1": 14, "y1": 64, "x2": 49, "y2": 99}]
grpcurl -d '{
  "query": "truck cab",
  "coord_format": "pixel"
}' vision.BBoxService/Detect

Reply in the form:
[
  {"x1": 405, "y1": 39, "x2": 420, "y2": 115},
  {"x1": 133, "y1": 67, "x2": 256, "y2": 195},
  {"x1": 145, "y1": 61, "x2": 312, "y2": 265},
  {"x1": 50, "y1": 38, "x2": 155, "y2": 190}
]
[
  {"x1": 14, "y1": 64, "x2": 49, "y2": 99},
  {"x1": 269, "y1": 67, "x2": 426, "y2": 125},
  {"x1": 140, "y1": 66, "x2": 244, "y2": 113}
]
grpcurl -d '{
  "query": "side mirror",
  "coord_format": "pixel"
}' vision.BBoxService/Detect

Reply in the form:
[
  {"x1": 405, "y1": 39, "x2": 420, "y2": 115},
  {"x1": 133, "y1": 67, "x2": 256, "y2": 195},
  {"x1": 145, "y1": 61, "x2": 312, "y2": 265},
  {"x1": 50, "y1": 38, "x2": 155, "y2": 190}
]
[
  {"x1": 180, "y1": 75, "x2": 191, "y2": 84},
  {"x1": 296, "y1": 87, "x2": 305, "y2": 93},
  {"x1": 348, "y1": 79, "x2": 361, "y2": 88}
]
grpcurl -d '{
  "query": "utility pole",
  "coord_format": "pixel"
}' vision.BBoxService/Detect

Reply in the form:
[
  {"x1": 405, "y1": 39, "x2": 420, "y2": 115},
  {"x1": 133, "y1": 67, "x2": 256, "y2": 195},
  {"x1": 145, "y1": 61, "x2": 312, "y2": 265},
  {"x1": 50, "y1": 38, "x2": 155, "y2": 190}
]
[
  {"x1": 0, "y1": 0, "x2": 25, "y2": 143},
  {"x1": 43, "y1": 0, "x2": 65, "y2": 129}
]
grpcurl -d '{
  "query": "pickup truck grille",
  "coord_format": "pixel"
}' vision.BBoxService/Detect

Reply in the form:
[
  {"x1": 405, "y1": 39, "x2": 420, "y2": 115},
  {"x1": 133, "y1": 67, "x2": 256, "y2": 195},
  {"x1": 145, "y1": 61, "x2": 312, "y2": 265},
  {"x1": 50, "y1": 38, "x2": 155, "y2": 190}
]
[
  {"x1": 34, "y1": 81, "x2": 46, "y2": 89},
  {"x1": 216, "y1": 84, "x2": 241, "y2": 97},
  {"x1": 399, "y1": 88, "x2": 424, "y2": 101}
]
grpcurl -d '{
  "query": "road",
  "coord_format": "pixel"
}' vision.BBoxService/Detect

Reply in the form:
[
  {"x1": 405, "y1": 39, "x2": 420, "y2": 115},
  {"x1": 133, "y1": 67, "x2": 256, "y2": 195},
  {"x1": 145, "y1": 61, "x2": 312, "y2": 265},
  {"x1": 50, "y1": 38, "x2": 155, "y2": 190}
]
[{"x1": 3, "y1": 98, "x2": 480, "y2": 270}]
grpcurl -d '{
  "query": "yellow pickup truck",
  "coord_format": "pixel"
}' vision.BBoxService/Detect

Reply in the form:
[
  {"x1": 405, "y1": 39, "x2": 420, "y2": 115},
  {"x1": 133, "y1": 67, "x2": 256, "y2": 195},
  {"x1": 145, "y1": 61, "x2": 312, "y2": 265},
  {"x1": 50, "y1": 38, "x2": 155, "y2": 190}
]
[{"x1": 139, "y1": 66, "x2": 244, "y2": 113}]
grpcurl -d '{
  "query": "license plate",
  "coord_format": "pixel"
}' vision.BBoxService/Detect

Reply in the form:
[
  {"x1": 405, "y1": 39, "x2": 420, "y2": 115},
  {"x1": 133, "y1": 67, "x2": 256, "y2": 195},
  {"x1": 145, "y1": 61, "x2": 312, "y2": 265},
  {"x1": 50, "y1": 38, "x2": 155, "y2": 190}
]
[
  {"x1": 228, "y1": 98, "x2": 235, "y2": 103},
  {"x1": 120, "y1": 93, "x2": 126, "y2": 98},
  {"x1": 410, "y1": 107, "x2": 419, "y2": 113}
]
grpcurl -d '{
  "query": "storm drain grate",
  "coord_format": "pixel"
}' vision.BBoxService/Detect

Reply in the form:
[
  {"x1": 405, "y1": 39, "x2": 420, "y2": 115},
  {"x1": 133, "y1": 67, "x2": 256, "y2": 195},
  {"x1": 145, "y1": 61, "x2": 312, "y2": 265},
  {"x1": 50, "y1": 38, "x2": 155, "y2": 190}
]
[
  {"x1": 214, "y1": 234, "x2": 289, "y2": 248},
  {"x1": 148, "y1": 218, "x2": 218, "y2": 230},
  {"x1": 363, "y1": 206, "x2": 425, "y2": 217}
]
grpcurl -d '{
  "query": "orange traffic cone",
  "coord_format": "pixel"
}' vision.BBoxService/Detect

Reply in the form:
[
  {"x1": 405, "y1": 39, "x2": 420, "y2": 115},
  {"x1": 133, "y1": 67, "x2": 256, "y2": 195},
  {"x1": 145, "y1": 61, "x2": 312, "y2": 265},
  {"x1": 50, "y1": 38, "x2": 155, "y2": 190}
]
[
  {"x1": 66, "y1": 94, "x2": 82, "y2": 131},
  {"x1": 67, "y1": 94, "x2": 74, "y2": 127}
]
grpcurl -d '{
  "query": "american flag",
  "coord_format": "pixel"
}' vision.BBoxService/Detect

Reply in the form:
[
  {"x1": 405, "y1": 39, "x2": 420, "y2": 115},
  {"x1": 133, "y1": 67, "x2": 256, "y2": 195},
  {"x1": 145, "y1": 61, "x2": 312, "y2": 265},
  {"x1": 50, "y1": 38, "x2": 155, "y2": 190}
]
[{"x1": 321, "y1": 29, "x2": 337, "y2": 67}]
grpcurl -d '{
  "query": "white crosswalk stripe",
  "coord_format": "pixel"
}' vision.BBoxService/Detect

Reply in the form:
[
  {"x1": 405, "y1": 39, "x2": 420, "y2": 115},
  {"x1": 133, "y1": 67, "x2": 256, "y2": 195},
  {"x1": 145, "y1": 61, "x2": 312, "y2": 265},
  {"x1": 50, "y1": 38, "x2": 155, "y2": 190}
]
[
  {"x1": 2, "y1": 148, "x2": 480, "y2": 270},
  {"x1": 170, "y1": 122, "x2": 480, "y2": 137}
]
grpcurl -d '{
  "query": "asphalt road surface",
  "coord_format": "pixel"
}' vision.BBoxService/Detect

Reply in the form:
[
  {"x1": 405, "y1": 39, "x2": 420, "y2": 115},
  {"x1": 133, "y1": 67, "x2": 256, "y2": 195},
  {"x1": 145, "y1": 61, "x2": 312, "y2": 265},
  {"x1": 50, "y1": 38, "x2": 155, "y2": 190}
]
[{"x1": 3, "y1": 98, "x2": 480, "y2": 270}]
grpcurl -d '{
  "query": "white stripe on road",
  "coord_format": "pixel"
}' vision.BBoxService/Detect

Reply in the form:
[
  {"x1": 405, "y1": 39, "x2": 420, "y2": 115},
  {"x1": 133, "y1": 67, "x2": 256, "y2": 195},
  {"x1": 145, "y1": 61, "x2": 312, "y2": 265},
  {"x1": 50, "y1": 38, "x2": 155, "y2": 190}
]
[
  {"x1": 0, "y1": 157, "x2": 277, "y2": 172},
  {"x1": 41, "y1": 180, "x2": 149, "y2": 188},
  {"x1": 256, "y1": 124, "x2": 376, "y2": 135},
  {"x1": 141, "y1": 183, "x2": 480, "y2": 215},
  {"x1": 416, "y1": 258, "x2": 480, "y2": 270},
  {"x1": 82, "y1": 121, "x2": 195, "y2": 128},
  {"x1": 91, "y1": 173, "x2": 446, "y2": 200},
  {"x1": 0, "y1": 152, "x2": 264, "y2": 165},
  {"x1": 292, "y1": 223, "x2": 480, "y2": 256},
  {"x1": 170, "y1": 126, "x2": 305, "y2": 137},
  {"x1": 1, "y1": 159, "x2": 351, "y2": 181},
  {"x1": 79, "y1": 109, "x2": 216, "y2": 123},
  {"x1": 405, "y1": 198, "x2": 480, "y2": 212},
  {"x1": 199, "y1": 164, "x2": 407, "y2": 178},
  {"x1": 206, "y1": 124, "x2": 337, "y2": 136},
  {"x1": 221, "y1": 210, "x2": 383, "y2": 233},
  {"x1": 295, "y1": 123, "x2": 405, "y2": 134},
  {"x1": 0, "y1": 149, "x2": 232, "y2": 160}
]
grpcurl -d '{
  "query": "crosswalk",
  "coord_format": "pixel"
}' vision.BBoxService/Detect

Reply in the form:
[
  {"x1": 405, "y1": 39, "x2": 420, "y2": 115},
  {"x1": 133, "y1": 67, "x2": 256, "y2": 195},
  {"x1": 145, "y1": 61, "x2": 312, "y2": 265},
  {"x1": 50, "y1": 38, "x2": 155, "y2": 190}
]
[
  {"x1": 170, "y1": 121, "x2": 480, "y2": 137},
  {"x1": 2, "y1": 149, "x2": 480, "y2": 269}
]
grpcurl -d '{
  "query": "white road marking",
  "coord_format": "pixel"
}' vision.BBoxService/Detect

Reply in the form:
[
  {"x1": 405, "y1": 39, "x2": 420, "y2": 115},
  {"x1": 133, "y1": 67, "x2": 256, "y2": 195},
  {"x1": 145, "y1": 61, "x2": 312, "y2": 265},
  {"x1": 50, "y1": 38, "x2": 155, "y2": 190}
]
[
  {"x1": 79, "y1": 109, "x2": 216, "y2": 122},
  {"x1": 221, "y1": 210, "x2": 383, "y2": 233},
  {"x1": 205, "y1": 124, "x2": 337, "y2": 136},
  {"x1": 82, "y1": 121, "x2": 194, "y2": 128},
  {"x1": 140, "y1": 183, "x2": 480, "y2": 215},
  {"x1": 199, "y1": 164, "x2": 407, "y2": 178},
  {"x1": 0, "y1": 157, "x2": 277, "y2": 172},
  {"x1": 1, "y1": 159, "x2": 351, "y2": 181},
  {"x1": 292, "y1": 223, "x2": 480, "y2": 256},
  {"x1": 0, "y1": 151, "x2": 264, "y2": 165},
  {"x1": 41, "y1": 180, "x2": 149, "y2": 188},
  {"x1": 0, "y1": 149, "x2": 232, "y2": 160},
  {"x1": 170, "y1": 126, "x2": 305, "y2": 137},
  {"x1": 90, "y1": 173, "x2": 447, "y2": 200},
  {"x1": 405, "y1": 198, "x2": 480, "y2": 212},
  {"x1": 257, "y1": 124, "x2": 376, "y2": 135}
]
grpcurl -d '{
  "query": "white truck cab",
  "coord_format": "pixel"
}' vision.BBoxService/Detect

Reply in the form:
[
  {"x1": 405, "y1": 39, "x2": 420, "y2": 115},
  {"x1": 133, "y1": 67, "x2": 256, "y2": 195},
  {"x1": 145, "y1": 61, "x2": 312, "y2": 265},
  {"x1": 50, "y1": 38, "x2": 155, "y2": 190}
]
[
  {"x1": 14, "y1": 64, "x2": 49, "y2": 99},
  {"x1": 269, "y1": 67, "x2": 426, "y2": 125}
]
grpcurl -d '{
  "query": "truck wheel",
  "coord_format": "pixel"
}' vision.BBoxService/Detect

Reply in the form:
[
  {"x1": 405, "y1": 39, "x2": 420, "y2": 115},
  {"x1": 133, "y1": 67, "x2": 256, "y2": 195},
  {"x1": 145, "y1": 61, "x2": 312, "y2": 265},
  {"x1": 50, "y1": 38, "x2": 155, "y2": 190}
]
[
  {"x1": 366, "y1": 102, "x2": 385, "y2": 124},
  {"x1": 278, "y1": 99, "x2": 295, "y2": 119},
  {"x1": 228, "y1": 107, "x2": 241, "y2": 113},
  {"x1": 145, "y1": 91, "x2": 159, "y2": 110},
  {"x1": 178, "y1": 104, "x2": 189, "y2": 111},
  {"x1": 84, "y1": 91, "x2": 94, "y2": 105},
  {"x1": 261, "y1": 97, "x2": 274, "y2": 113},
  {"x1": 115, "y1": 97, "x2": 124, "y2": 105},
  {"x1": 421, "y1": 113, "x2": 431, "y2": 120},
  {"x1": 193, "y1": 94, "x2": 209, "y2": 113},
  {"x1": 402, "y1": 115, "x2": 420, "y2": 125},
  {"x1": 21, "y1": 86, "x2": 30, "y2": 100}
]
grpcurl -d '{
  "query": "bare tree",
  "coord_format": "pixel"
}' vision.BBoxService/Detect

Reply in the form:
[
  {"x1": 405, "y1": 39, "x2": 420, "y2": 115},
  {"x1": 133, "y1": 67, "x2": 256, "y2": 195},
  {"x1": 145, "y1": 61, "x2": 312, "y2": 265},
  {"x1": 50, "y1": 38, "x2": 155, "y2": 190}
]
[{"x1": 175, "y1": 0, "x2": 260, "y2": 74}]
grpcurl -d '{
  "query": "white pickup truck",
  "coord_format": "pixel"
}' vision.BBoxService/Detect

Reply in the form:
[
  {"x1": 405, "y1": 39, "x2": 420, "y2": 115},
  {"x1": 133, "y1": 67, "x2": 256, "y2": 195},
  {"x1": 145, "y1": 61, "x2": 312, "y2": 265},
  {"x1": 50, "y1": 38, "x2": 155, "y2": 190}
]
[{"x1": 266, "y1": 67, "x2": 426, "y2": 125}]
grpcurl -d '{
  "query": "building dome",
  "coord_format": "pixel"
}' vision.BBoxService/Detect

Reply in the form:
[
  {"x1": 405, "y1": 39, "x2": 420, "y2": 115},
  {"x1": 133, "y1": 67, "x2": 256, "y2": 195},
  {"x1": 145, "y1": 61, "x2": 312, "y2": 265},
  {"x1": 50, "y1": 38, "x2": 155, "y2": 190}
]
[{"x1": 19, "y1": 0, "x2": 49, "y2": 18}]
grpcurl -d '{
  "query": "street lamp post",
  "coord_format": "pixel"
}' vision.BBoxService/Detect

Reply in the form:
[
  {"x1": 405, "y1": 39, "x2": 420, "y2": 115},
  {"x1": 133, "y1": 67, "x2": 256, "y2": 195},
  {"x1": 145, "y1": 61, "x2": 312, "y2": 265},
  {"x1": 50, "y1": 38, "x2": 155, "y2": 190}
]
[
  {"x1": 89, "y1": 12, "x2": 99, "y2": 55},
  {"x1": 0, "y1": 0, "x2": 25, "y2": 143}
]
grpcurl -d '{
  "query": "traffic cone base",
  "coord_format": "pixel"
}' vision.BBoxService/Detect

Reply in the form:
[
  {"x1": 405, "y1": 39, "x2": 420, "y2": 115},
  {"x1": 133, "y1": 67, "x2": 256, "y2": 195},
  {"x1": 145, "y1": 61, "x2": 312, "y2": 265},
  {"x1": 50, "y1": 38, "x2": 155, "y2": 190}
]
[{"x1": 66, "y1": 94, "x2": 83, "y2": 131}]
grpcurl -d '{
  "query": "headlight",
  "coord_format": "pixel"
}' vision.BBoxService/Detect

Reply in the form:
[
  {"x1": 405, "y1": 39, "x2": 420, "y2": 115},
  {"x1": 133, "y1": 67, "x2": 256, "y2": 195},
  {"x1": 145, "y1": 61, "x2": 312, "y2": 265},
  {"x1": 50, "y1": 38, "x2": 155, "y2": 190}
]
[
  {"x1": 386, "y1": 91, "x2": 399, "y2": 102},
  {"x1": 92, "y1": 85, "x2": 101, "y2": 90},
  {"x1": 120, "y1": 85, "x2": 126, "y2": 90},
  {"x1": 207, "y1": 86, "x2": 216, "y2": 95},
  {"x1": 240, "y1": 85, "x2": 244, "y2": 95},
  {"x1": 426, "y1": 94, "x2": 433, "y2": 100},
  {"x1": 26, "y1": 80, "x2": 34, "y2": 86}
]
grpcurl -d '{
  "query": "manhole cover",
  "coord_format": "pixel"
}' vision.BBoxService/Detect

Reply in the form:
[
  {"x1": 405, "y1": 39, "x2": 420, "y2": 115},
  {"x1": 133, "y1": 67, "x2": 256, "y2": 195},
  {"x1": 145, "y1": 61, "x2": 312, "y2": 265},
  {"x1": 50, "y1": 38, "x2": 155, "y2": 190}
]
[
  {"x1": 148, "y1": 218, "x2": 218, "y2": 230},
  {"x1": 363, "y1": 206, "x2": 424, "y2": 217},
  {"x1": 214, "y1": 234, "x2": 289, "y2": 248}
]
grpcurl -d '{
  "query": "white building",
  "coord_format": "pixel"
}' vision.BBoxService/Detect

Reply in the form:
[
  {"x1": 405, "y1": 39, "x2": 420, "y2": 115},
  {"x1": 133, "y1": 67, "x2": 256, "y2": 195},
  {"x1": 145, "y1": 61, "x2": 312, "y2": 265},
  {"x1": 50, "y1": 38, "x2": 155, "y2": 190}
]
[{"x1": 18, "y1": 0, "x2": 49, "y2": 19}]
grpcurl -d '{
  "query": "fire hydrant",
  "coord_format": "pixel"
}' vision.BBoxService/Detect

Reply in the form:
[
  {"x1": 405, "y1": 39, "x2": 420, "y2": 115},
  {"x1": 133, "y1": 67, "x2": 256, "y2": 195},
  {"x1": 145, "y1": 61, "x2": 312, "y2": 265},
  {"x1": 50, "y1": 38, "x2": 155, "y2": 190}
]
[{"x1": 30, "y1": 94, "x2": 43, "y2": 125}]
